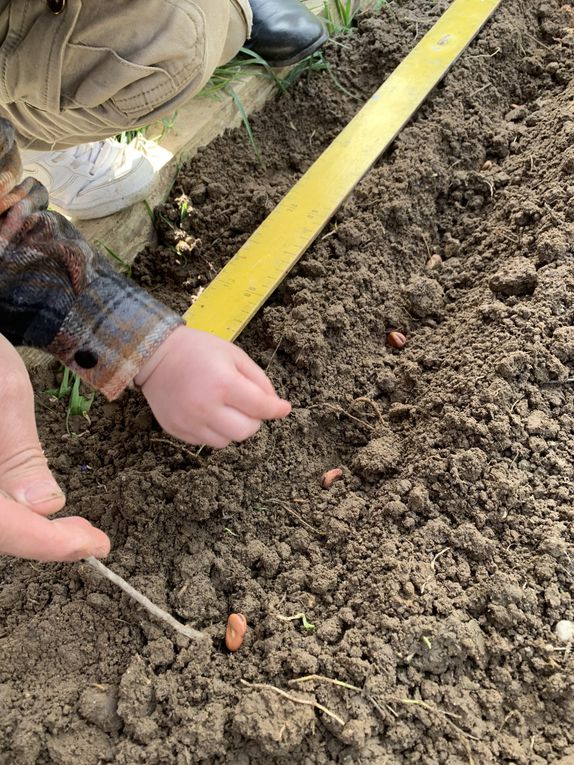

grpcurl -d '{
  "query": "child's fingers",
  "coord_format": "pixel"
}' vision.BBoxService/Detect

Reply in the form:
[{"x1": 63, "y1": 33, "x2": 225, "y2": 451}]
[
  {"x1": 187, "y1": 426, "x2": 231, "y2": 450},
  {"x1": 209, "y1": 407, "x2": 262, "y2": 444},
  {"x1": 235, "y1": 353, "x2": 279, "y2": 396},
  {"x1": 227, "y1": 377, "x2": 291, "y2": 420},
  {"x1": 200, "y1": 428, "x2": 231, "y2": 449},
  {"x1": 0, "y1": 495, "x2": 110, "y2": 561}
]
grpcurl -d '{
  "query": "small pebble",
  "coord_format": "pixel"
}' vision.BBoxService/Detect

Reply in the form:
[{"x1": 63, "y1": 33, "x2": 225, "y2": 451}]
[
  {"x1": 425, "y1": 254, "x2": 443, "y2": 270},
  {"x1": 481, "y1": 160, "x2": 493, "y2": 171},
  {"x1": 555, "y1": 619, "x2": 574, "y2": 643}
]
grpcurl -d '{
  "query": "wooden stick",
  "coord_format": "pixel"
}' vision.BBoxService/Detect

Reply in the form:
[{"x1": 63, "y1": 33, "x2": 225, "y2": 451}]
[{"x1": 85, "y1": 556, "x2": 205, "y2": 641}]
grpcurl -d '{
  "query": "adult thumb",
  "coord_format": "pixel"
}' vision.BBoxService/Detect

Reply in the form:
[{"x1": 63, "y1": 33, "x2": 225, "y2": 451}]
[
  {"x1": 0, "y1": 493, "x2": 110, "y2": 561},
  {"x1": 0, "y1": 336, "x2": 65, "y2": 515}
]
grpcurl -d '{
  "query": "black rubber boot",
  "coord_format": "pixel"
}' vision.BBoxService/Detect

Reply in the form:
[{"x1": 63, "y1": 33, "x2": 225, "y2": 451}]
[{"x1": 246, "y1": 0, "x2": 329, "y2": 67}]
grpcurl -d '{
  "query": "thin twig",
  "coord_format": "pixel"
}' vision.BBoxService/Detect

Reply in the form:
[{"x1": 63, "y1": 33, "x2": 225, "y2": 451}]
[
  {"x1": 309, "y1": 402, "x2": 375, "y2": 430},
  {"x1": 420, "y1": 547, "x2": 451, "y2": 594},
  {"x1": 351, "y1": 396, "x2": 385, "y2": 425},
  {"x1": 266, "y1": 499, "x2": 323, "y2": 536},
  {"x1": 240, "y1": 679, "x2": 345, "y2": 725},
  {"x1": 400, "y1": 698, "x2": 481, "y2": 741},
  {"x1": 289, "y1": 674, "x2": 362, "y2": 692},
  {"x1": 366, "y1": 694, "x2": 399, "y2": 718},
  {"x1": 431, "y1": 547, "x2": 451, "y2": 570},
  {"x1": 85, "y1": 557, "x2": 205, "y2": 641},
  {"x1": 524, "y1": 31, "x2": 552, "y2": 51},
  {"x1": 265, "y1": 334, "x2": 285, "y2": 374},
  {"x1": 150, "y1": 437, "x2": 203, "y2": 461},
  {"x1": 497, "y1": 709, "x2": 520, "y2": 734},
  {"x1": 469, "y1": 82, "x2": 492, "y2": 98},
  {"x1": 399, "y1": 698, "x2": 478, "y2": 765},
  {"x1": 289, "y1": 673, "x2": 400, "y2": 722}
]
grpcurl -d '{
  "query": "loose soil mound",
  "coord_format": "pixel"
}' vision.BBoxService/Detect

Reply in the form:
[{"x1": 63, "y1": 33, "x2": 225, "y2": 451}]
[{"x1": 2, "y1": 2, "x2": 574, "y2": 763}]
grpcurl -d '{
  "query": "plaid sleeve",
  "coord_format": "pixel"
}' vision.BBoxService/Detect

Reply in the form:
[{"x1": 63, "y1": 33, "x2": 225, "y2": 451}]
[{"x1": 0, "y1": 118, "x2": 183, "y2": 400}]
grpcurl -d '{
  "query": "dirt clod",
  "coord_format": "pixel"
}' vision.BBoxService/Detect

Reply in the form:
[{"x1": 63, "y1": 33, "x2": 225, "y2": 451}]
[{"x1": 489, "y1": 256, "x2": 538, "y2": 296}]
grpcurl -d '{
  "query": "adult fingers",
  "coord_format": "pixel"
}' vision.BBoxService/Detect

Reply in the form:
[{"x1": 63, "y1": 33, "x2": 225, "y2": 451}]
[
  {"x1": 0, "y1": 337, "x2": 64, "y2": 515},
  {"x1": 0, "y1": 493, "x2": 110, "y2": 562},
  {"x1": 0, "y1": 446, "x2": 65, "y2": 516}
]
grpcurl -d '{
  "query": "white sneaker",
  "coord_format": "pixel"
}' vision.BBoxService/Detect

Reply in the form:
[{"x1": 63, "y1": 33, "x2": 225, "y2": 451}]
[{"x1": 21, "y1": 139, "x2": 156, "y2": 220}]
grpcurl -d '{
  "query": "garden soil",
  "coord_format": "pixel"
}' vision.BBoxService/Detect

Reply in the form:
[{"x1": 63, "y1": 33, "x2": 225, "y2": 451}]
[{"x1": 2, "y1": 1, "x2": 574, "y2": 763}]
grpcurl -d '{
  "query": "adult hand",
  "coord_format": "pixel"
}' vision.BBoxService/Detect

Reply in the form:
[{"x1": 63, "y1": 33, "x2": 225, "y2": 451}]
[
  {"x1": 134, "y1": 326, "x2": 291, "y2": 448},
  {"x1": 0, "y1": 335, "x2": 110, "y2": 561}
]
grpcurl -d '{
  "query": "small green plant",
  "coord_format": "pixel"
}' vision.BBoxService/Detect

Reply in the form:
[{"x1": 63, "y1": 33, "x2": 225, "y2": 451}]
[
  {"x1": 47, "y1": 367, "x2": 95, "y2": 433},
  {"x1": 277, "y1": 612, "x2": 316, "y2": 631},
  {"x1": 204, "y1": 49, "x2": 283, "y2": 97},
  {"x1": 178, "y1": 197, "x2": 190, "y2": 226},
  {"x1": 229, "y1": 86, "x2": 262, "y2": 162},
  {"x1": 279, "y1": 50, "x2": 331, "y2": 88},
  {"x1": 323, "y1": 0, "x2": 387, "y2": 35},
  {"x1": 116, "y1": 111, "x2": 177, "y2": 145},
  {"x1": 299, "y1": 613, "x2": 316, "y2": 631}
]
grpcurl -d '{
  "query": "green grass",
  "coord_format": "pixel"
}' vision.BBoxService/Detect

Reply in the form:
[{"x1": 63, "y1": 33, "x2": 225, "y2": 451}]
[
  {"x1": 116, "y1": 3, "x2": 388, "y2": 162},
  {"x1": 95, "y1": 240, "x2": 132, "y2": 278},
  {"x1": 202, "y1": 48, "x2": 284, "y2": 161},
  {"x1": 323, "y1": 0, "x2": 356, "y2": 35},
  {"x1": 200, "y1": 1, "x2": 389, "y2": 158},
  {"x1": 178, "y1": 197, "x2": 190, "y2": 226},
  {"x1": 47, "y1": 367, "x2": 95, "y2": 434},
  {"x1": 110, "y1": 1, "x2": 387, "y2": 171},
  {"x1": 323, "y1": 0, "x2": 387, "y2": 35},
  {"x1": 116, "y1": 127, "x2": 147, "y2": 144},
  {"x1": 202, "y1": 46, "x2": 353, "y2": 160}
]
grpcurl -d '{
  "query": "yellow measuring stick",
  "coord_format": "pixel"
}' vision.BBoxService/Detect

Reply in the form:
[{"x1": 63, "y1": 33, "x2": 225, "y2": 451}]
[{"x1": 184, "y1": 0, "x2": 503, "y2": 340}]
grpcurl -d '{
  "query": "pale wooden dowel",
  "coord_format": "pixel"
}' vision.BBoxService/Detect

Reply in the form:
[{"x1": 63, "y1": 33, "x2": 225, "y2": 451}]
[{"x1": 85, "y1": 556, "x2": 205, "y2": 641}]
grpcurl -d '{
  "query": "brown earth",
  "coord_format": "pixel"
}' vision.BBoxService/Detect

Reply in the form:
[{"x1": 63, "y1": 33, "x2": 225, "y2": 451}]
[{"x1": 2, "y1": 1, "x2": 574, "y2": 763}]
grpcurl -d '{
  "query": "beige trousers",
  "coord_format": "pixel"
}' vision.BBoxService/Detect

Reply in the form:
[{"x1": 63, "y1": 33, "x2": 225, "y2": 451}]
[{"x1": 0, "y1": 0, "x2": 252, "y2": 150}]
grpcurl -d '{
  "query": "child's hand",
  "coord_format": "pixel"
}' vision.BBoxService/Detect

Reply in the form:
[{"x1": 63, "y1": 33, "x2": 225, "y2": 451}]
[
  {"x1": 0, "y1": 335, "x2": 110, "y2": 561},
  {"x1": 134, "y1": 326, "x2": 291, "y2": 447}
]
